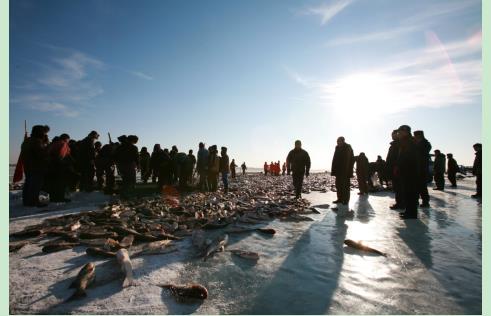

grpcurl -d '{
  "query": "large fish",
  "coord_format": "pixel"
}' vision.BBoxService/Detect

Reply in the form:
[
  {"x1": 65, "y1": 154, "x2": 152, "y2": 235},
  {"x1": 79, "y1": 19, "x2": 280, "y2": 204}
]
[
  {"x1": 132, "y1": 240, "x2": 177, "y2": 257},
  {"x1": 67, "y1": 262, "x2": 95, "y2": 301},
  {"x1": 158, "y1": 284, "x2": 208, "y2": 301},
  {"x1": 229, "y1": 249, "x2": 260, "y2": 261},
  {"x1": 116, "y1": 248, "x2": 135, "y2": 287},
  {"x1": 119, "y1": 234, "x2": 135, "y2": 249},
  {"x1": 203, "y1": 234, "x2": 228, "y2": 261},
  {"x1": 86, "y1": 247, "x2": 117, "y2": 258},
  {"x1": 42, "y1": 242, "x2": 79, "y2": 253},
  {"x1": 344, "y1": 239, "x2": 386, "y2": 256}
]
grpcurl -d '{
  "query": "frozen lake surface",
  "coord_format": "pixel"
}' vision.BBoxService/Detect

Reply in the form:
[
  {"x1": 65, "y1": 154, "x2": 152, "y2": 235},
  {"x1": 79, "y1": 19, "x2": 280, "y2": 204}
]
[{"x1": 9, "y1": 176, "x2": 481, "y2": 314}]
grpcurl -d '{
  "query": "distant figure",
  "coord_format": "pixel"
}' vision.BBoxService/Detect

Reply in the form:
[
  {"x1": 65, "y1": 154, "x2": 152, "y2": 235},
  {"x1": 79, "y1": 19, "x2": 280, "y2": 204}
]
[
  {"x1": 230, "y1": 159, "x2": 237, "y2": 179},
  {"x1": 270, "y1": 161, "x2": 274, "y2": 175},
  {"x1": 355, "y1": 153, "x2": 369, "y2": 195},
  {"x1": 447, "y1": 153, "x2": 458, "y2": 188},
  {"x1": 94, "y1": 141, "x2": 103, "y2": 189},
  {"x1": 220, "y1": 147, "x2": 230, "y2": 193},
  {"x1": 282, "y1": 162, "x2": 286, "y2": 175},
  {"x1": 78, "y1": 130, "x2": 99, "y2": 192},
  {"x1": 47, "y1": 133, "x2": 72, "y2": 203},
  {"x1": 208, "y1": 145, "x2": 220, "y2": 192},
  {"x1": 114, "y1": 135, "x2": 139, "y2": 199},
  {"x1": 150, "y1": 144, "x2": 164, "y2": 183},
  {"x1": 386, "y1": 130, "x2": 404, "y2": 210},
  {"x1": 414, "y1": 130, "x2": 432, "y2": 207},
  {"x1": 264, "y1": 162, "x2": 269, "y2": 175},
  {"x1": 331, "y1": 137, "x2": 354, "y2": 205},
  {"x1": 67, "y1": 139, "x2": 80, "y2": 192},
  {"x1": 175, "y1": 151, "x2": 190, "y2": 189},
  {"x1": 286, "y1": 140, "x2": 311, "y2": 199},
  {"x1": 98, "y1": 141, "x2": 117, "y2": 194},
  {"x1": 158, "y1": 148, "x2": 172, "y2": 189},
  {"x1": 197, "y1": 142, "x2": 209, "y2": 191},
  {"x1": 21, "y1": 125, "x2": 50, "y2": 207},
  {"x1": 472, "y1": 143, "x2": 482, "y2": 198},
  {"x1": 433, "y1": 150, "x2": 446, "y2": 191},
  {"x1": 241, "y1": 162, "x2": 247, "y2": 175},
  {"x1": 375, "y1": 156, "x2": 388, "y2": 187},
  {"x1": 276, "y1": 161, "x2": 281, "y2": 176},
  {"x1": 396, "y1": 125, "x2": 420, "y2": 219},
  {"x1": 139, "y1": 147, "x2": 151, "y2": 184},
  {"x1": 170, "y1": 145, "x2": 179, "y2": 184},
  {"x1": 188, "y1": 150, "x2": 197, "y2": 185}
]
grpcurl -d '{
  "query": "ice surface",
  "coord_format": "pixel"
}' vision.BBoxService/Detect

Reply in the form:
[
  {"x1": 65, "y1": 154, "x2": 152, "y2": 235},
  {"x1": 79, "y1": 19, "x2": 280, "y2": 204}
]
[{"x1": 9, "y1": 176, "x2": 481, "y2": 314}]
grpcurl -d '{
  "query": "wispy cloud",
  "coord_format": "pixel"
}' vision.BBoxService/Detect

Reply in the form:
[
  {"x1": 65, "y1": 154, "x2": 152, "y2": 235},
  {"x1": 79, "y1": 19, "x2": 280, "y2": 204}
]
[
  {"x1": 128, "y1": 70, "x2": 153, "y2": 81},
  {"x1": 302, "y1": 0, "x2": 353, "y2": 25},
  {"x1": 11, "y1": 48, "x2": 106, "y2": 117},
  {"x1": 325, "y1": 0, "x2": 481, "y2": 46},
  {"x1": 287, "y1": 32, "x2": 481, "y2": 115}
]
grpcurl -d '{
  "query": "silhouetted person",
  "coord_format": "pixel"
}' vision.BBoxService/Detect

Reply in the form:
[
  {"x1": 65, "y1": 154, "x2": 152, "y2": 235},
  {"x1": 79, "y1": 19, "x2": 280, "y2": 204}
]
[
  {"x1": 331, "y1": 137, "x2": 354, "y2": 205},
  {"x1": 230, "y1": 159, "x2": 237, "y2": 179},
  {"x1": 114, "y1": 135, "x2": 139, "y2": 199},
  {"x1": 175, "y1": 151, "x2": 190, "y2": 189},
  {"x1": 241, "y1": 162, "x2": 247, "y2": 175},
  {"x1": 472, "y1": 143, "x2": 482, "y2": 198},
  {"x1": 47, "y1": 133, "x2": 72, "y2": 202},
  {"x1": 220, "y1": 147, "x2": 230, "y2": 193},
  {"x1": 78, "y1": 130, "x2": 99, "y2": 192},
  {"x1": 447, "y1": 153, "x2": 458, "y2": 188},
  {"x1": 197, "y1": 142, "x2": 209, "y2": 191},
  {"x1": 286, "y1": 140, "x2": 311, "y2": 199},
  {"x1": 170, "y1": 145, "x2": 179, "y2": 184},
  {"x1": 397, "y1": 125, "x2": 420, "y2": 219},
  {"x1": 208, "y1": 145, "x2": 220, "y2": 192},
  {"x1": 367, "y1": 162, "x2": 378, "y2": 191},
  {"x1": 97, "y1": 141, "x2": 117, "y2": 194},
  {"x1": 386, "y1": 130, "x2": 404, "y2": 210},
  {"x1": 414, "y1": 130, "x2": 432, "y2": 207},
  {"x1": 188, "y1": 150, "x2": 197, "y2": 184},
  {"x1": 355, "y1": 153, "x2": 369, "y2": 195},
  {"x1": 150, "y1": 144, "x2": 164, "y2": 183},
  {"x1": 21, "y1": 125, "x2": 50, "y2": 207},
  {"x1": 433, "y1": 149, "x2": 446, "y2": 190},
  {"x1": 94, "y1": 141, "x2": 103, "y2": 189},
  {"x1": 67, "y1": 139, "x2": 80, "y2": 192},
  {"x1": 139, "y1": 147, "x2": 151, "y2": 184},
  {"x1": 375, "y1": 155, "x2": 388, "y2": 187},
  {"x1": 264, "y1": 162, "x2": 269, "y2": 175},
  {"x1": 282, "y1": 162, "x2": 286, "y2": 175},
  {"x1": 158, "y1": 148, "x2": 172, "y2": 189}
]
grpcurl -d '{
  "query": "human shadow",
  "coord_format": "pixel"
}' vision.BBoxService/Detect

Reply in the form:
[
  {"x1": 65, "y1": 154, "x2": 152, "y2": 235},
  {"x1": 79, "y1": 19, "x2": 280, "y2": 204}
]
[
  {"x1": 354, "y1": 197, "x2": 375, "y2": 223},
  {"x1": 239, "y1": 212, "x2": 348, "y2": 314}
]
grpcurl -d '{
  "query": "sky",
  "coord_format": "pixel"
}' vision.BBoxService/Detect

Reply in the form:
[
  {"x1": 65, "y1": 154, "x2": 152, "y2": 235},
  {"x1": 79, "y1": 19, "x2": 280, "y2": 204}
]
[{"x1": 9, "y1": 0, "x2": 482, "y2": 168}]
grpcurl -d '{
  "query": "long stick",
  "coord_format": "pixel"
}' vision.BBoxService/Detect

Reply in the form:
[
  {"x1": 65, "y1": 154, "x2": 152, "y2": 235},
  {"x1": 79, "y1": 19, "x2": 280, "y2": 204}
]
[{"x1": 108, "y1": 132, "x2": 112, "y2": 144}]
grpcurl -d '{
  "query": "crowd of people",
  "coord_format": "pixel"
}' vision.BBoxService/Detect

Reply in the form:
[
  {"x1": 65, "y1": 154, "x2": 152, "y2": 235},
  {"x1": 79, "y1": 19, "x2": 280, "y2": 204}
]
[
  {"x1": 284, "y1": 125, "x2": 482, "y2": 220},
  {"x1": 16, "y1": 124, "x2": 482, "y2": 219}
]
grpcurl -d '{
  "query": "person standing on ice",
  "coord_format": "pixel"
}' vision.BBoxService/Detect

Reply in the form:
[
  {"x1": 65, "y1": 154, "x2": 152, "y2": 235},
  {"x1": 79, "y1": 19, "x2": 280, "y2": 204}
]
[
  {"x1": 446, "y1": 153, "x2": 459, "y2": 188},
  {"x1": 396, "y1": 125, "x2": 420, "y2": 219},
  {"x1": 331, "y1": 137, "x2": 355, "y2": 205},
  {"x1": 282, "y1": 162, "x2": 286, "y2": 175},
  {"x1": 78, "y1": 130, "x2": 99, "y2": 192},
  {"x1": 414, "y1": 130, "x2": 432, "y2": 207},
  {"x1": 355, "y1": 153, "x2": 369, "y2": 195},
  {"x1": 433, "y1": 150, "x2": 446, "y2": 191},
  {"x1": 230, "y1": 159, "x2": 237, "y2": 179},
  {"x1": 219, "y1": 147, "x2": 230, "y2": 193},
  {"x1": 187, "y1": 149, "x2": 196, "y2": 185},
  {"x1": 241, "y1": 162, "x2": 247, "y2": 175},
  {"x1": 114, "y1": 135, "x2": 139, "y2": 199},
  {"x1": 207, "y1": 145, "x2": 220, "y2": 192},
  {"x1": 197, "y1": 142, "x2": 209, "y2": 191},
  {"x1": 471, "y1": 143, "x2": 482, "y2": 198},
  {"x1": 264, "y1": 162, "x2": 269, "y2": 175},
  {"x1": 287, "y1": 140, "x2": 311, "y2": 199},
  {"x1": 139, "y1": 147, "x2": 151, "y2": 184},
  {"x1": 386, "y1": 130, "x2": 404, "y2": 210}
]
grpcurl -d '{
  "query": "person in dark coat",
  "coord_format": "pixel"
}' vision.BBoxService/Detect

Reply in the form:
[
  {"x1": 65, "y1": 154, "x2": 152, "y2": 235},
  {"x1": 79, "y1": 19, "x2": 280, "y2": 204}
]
[
  {"x1": 286, "y1": 140, "x2": 311, "y2": 199},
  {"x1": 367, "y1": 162, "x2": 378, "y2": 191},
  {"x1": 207, "y1": 145, "x2": 220, "y2": 192},
  {"x1": 114, "y1": 135, "x2": 139, "y2": 199},
  {"x1": 94, "y1": 141, "x2": 103, "y2": 190},
  {"x1": 414, "y1": 130, "x2": 432, "y2": 207},
  {"x1": 197, "y1": 142, "x2": 209, "y2": 191},
  {"x1": 230, "y1": 159, "x2": 237, "y2": 179},
  {"x1": 355, "y1": 153, "x2": 369, "y2": 195},
  {"x1": 187, "y1": 150, "x2": 197, "y2": 185},
  {"x1": 472, "y1": 143, "x2": 482, "y2": 198},
  {"x1": 220, "y1": 147, "x2": 230, "y2": 193},
  {"x1": 170, "y1": 145, "x2": 179, "y2": 184},
  {"x1": 446, "y1": 153, "x2": 459, "y2": 188},
  {"x1": 433, "y1": 150, "x2": 446, "y2": 190},
  {"x1": 174, "y1": 152, "x2": 190, "y2": 189},
  {"x1": 396, "y1": 125, "x2": 420, "y2": 219},
  {"x1": 386, "y1": 130, "x2": 404, "y2": 209},
  {"x1": 97, "y1": 142, "x2": 117, "y2": 194},
  {"x1": 47, "y1": 133, "x2": 72, "y2": 202},
  {"x1": 331, "y1": 137, "x2": 354, "y2": 205},
  {"x1": 139, "y1": 147, "x2": 151, "y2": 184},
  {"x1": 375, "y1": 156, "x2": 388, "y2": 187},
  {"x1": 67, "y1": 139, "x2": 80, "y2": 192},
  {"x1": 78, "y1": 130, "x2": 99, "y2": 192},
  {"x1": 241, "y1": 162, "x2": 247, "y2": 175},
  {"x1": 158, "y1": 149, "x2": 172, "y2": 190},
  {"x1": 150, "y1": 144, "x2": 164, "y2": 183},
  {"x1": 21, "y1": 125, "x2": 50, "y2": 207}
]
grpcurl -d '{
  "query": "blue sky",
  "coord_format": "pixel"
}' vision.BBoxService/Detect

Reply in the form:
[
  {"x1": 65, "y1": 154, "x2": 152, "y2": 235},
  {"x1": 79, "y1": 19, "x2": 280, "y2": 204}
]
[{"x1": 10, "y1": 0, "x2": 482, "y2": 168}]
